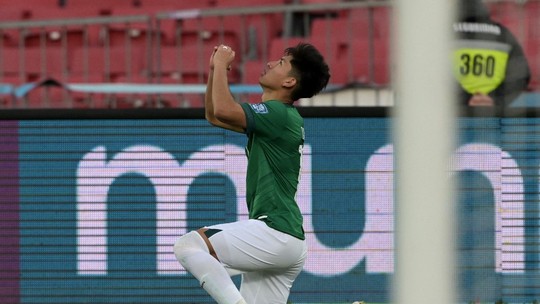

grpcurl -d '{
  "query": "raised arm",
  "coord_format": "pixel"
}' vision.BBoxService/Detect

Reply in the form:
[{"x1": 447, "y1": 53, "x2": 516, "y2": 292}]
[{"x1": 205, "y1": 45, "x2": 247, "y2": 133}]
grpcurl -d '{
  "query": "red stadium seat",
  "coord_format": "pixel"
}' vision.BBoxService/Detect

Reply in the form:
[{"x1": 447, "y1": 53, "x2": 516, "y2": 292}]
[
  {"x1": 0, "y1": 8, "x2": 33, "y2": 46},
  {"x1": 153, "y1": 45, "x2": 210, "y2": 84},
  {"x1": 22, "y1": 27, "x2": 99, "y2": 50},
  {"x1": 311, "y1": 7, "x2": 390, "y2": 44},
  {"x1": 331, "y1": 37, "x2": 390, "y2": 86},
  {"x1": 0, "y1": 47, "x2": 68, "y2": 83},
  {"x1": 0, "y1": 0, "x2": 62, "y2": 10},
  {"x1": 0, "y1": 48, "x2": 24, "y2": 83},
  {"x1": 71, "y1": 46, "x2": 146, "y2": 82},
  {"x1": 101, "y1": 21, "x2": 163, "y2": 55},
  {"x1": 97, "y1": 7, "x2": 161, "y2": 52},
  {"x1": 20, "y1": 7, "x2": 106, "y2": 49},
  {"x1": 308, "y1": 6, "x2": 391, "y2": 86},
  {"x1": 0, "y1": 7, "x2": 32, "y2": 21},
  {"x1": 309, "y1": 12, "x2": 375, "y2": 81},
  {"x1": 209, "y1": 0, "x2": 288, "y2": 7},
  {"x1": 161, "y1": 17, "x2": 241, "y2": 58},
  {"x1": 29, "y1": 6, "x2": 106, "y2": 20},
  {"x1": 372, "y1": 37, "x2": 391, "y2": 85},
  {"x1": 158, "y1": 11, "x2": 283, "y2": 64},
  {"x1": 62, "y1": 0, "x2": 137, "y2": 12},
  {"x1": 333, "y1": 40, "x2": 369, "y2": 85},
  {"x1": 137, "y1": 0, "x2": 214, "y2": 12},
  {"x1": 68, "y1": 48, "x2": 128, "y2": 108},
  {"x1": 372, "y1": 6, "x2": 392, "y2": 41},
  {"x1": 24, "y1": 48, "x2": 69, "y2": 81},
  {"x1": 301, "y1": 0, "x2": 341, "y2": 4}
]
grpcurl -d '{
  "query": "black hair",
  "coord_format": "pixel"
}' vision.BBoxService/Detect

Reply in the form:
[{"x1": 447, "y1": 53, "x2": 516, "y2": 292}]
[{"x1": 284, "y1": 43, "x2": 330, "y2": 101}]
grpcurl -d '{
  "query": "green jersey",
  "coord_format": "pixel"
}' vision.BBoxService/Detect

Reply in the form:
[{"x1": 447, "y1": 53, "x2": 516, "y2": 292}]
[{"x1": 240, "y1": 100, "x2": 305, "y2": 240}]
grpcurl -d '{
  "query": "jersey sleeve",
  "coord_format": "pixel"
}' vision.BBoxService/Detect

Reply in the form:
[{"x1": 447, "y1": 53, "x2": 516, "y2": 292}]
[{"x1": 241, "y1": 102, "x2": 287, "y2": 139}]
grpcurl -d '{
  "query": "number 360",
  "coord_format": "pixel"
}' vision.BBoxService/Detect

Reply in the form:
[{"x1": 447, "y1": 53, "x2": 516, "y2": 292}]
[{"x1": 460, "y1": 54, "x2": 495, "y2": 77}]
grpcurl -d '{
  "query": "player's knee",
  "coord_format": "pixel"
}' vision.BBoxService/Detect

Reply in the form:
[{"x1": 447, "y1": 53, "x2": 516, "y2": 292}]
[{"x1": 173, "y1": 231, "x2": 208, "y2": 263}]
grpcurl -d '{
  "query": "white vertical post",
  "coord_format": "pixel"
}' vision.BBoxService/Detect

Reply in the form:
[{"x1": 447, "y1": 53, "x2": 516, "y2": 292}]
[{"x1": 393, "y1": 0, "x2": 456, "y2": 303}]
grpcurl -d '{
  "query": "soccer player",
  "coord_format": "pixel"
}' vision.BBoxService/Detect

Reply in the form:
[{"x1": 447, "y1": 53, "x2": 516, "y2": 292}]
[{"x1": 173, "y1": 43, "x2": 330, "y2": 304}]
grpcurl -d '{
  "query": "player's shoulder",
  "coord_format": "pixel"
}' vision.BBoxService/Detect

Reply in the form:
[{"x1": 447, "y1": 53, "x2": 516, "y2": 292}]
[
  {"x1": 248, "y1": 100, "x2": 286, "y2": 113},
  {"x1": 246, "y1": 100, "x2": 301, "y2": 121}
]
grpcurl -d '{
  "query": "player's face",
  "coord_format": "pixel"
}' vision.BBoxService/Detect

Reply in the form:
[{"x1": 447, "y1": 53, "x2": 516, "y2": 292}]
[{"x1": 259, "y1": 55, "x2": 294, "y2": 89}]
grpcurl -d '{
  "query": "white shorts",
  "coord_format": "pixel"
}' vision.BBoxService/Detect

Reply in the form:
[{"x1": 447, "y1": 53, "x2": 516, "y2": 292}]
[{"x1": 205, "y1": 219, "x2": 307, "y2": 304}]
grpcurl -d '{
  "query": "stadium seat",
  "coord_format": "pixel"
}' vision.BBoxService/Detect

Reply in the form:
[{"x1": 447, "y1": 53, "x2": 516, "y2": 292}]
[
  {"x1": 331, "y1": 37, "x2": 390, "y2": 86},
  {"x1": 161, "y1": 17, "x2": 241, "y2": 55},
  {"x1": 28, "y1": 6, "x2": 106, "y2": 20},
  {"x1": 372, "y1": 6, "x2": 392, "y2": 41},
  {"x1": 101, "y1": 21, "x2": 163, "y2": 55},
  {"x1": 0, "y1": 31, "x2": 16, "y2": 48},
  {"x1": 24, "y1": 47, "x2": 69, "y2": 82},
  {"x1": 0, "y1": 7, "x2": 32, "y2": 21},
  {"x1": 300, "y1": 0, "x2": 341, "y2": 4},
  {"x1": 69, "y1": 46, "x2": 148, "y2": 108},
  {"x1": 0, "y1": 47, "x2": 68, "y2": 83},
  {"x1": 146, "y1": 45, "x2": 208, "y2": 108},
  {"x1": 309, "y1": 11, "x2": 377, "y2": 77},
  {"x1": 62, "y1": 0, "x2": 137, "y2": 12},
  {"x1": 329, "y1": 7, "x2": 388, "y2": 40},
  {"x1": 96, "y1": 7, "x2": 160, "y2": 51},
  {"x1": 18, "y1": 6, "x2": 109, "y2": 49},
  {"x1": 137, "y1": 0, "x2": 214, "y2": 12},
  {"x1": 209, "y1": 0, "x2": 288, "y2": 7},
  {"x1": 71, "y1": 46, "x2": 146, "y2": 82},
  {"x1": 157, "y1": 8, "x2": 283, "y2": 63},
  {"x1": 0, "y1": 8, "x2": 33, "y2": 46},
  {"x1": 372, "y1": 37, "x2": 391, "y2": 85},
  {"x1": 22, "y1": 27, "x2": 99, "y2": 50},
  {"x1": 153, "y1": 45, "x2": 210, "y2": 84},
  {"x1": 308, "y1": 6, "x2": 391, "y2": 86},
  {"x1": 0, "y1": 0, "x2": 62, "y2": 11},
  {"x1": 333, "y1": 41, "x2": 369, "y2": 85},
  {"x1": 0, "y1": 47, "x2": 24, "y2": 83}
]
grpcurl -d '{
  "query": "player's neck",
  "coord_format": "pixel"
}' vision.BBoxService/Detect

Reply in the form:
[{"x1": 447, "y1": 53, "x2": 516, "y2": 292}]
[{"x1": 260, "y1": 90, "x2": 293, "y2": 104}]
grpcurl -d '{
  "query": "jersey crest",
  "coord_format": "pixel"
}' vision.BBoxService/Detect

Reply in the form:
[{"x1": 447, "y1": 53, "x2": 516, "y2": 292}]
[{"x1": 250, "y1": 103, "x2": 269, "y2": 114}]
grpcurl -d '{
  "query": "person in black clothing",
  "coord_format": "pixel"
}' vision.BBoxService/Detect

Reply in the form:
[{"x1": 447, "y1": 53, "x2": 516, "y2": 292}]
[{"x1": 453, "y1": 0, "x2": 530, "y2": 107}]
